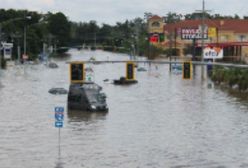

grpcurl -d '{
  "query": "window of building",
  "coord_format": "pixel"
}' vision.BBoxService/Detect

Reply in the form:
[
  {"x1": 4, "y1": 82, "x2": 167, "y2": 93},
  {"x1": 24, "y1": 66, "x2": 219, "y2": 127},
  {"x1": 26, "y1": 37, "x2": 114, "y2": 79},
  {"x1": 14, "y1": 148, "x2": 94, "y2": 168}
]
[
  {"x1": 220, "y1": 35, "x2": 229, "y2": 42},
  {"x1": 236, "y1": 35, "x2": 246, "y2": 41},
  {"x1": 151, "y1": 21, "x2": 160, "y2": 27}
]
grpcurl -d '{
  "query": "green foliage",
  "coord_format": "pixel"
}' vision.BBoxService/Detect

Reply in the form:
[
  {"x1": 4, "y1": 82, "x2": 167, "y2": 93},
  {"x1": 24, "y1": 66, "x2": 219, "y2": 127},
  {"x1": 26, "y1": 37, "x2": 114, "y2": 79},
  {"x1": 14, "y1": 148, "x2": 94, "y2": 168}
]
[
  {"x1": 2, "y1": 9, "x2": 245, "y2": 60},
  {"x1": 211, "y1": 67, "x2": 248, "y2": 91},
  {"x1": 164, "y1": 12, "x2": 182, "y2": 23},
  {"x1": 47, "y1": 12, "x2": 70, "y2": 46}
]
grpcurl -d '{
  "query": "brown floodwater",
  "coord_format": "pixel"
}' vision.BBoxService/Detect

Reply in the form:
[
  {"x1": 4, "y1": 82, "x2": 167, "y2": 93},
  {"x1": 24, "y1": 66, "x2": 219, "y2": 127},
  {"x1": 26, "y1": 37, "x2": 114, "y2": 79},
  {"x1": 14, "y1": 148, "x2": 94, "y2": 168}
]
[{"x1": 0, "y1": 49, "x2": 248, "y2": 168}]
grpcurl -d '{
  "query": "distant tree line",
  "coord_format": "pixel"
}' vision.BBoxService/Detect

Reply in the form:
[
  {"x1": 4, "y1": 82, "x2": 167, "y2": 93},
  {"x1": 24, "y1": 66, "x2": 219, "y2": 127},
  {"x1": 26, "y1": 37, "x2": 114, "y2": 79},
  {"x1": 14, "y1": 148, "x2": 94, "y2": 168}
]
[
  {"x1": 0, "y1": 9, "x2": 71, "y2": 59},
  {"x1": 0, "y1": 9, "x2": 247, "y2": 60}
]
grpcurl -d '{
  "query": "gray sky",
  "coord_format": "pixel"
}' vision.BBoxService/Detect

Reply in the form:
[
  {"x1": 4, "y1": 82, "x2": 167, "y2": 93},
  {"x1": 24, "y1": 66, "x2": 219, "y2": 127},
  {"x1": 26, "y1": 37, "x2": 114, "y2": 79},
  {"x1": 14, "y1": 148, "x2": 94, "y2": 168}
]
[{"x1": 1, "y1": 0, "x2": 247, "y2": 25}]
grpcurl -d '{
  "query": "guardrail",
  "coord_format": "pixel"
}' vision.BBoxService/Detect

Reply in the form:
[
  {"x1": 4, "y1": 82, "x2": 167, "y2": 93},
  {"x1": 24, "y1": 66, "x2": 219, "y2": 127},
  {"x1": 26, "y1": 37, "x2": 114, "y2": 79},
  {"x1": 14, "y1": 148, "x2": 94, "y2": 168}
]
[{"x1": 67, "y1": 60, "x2": 248, "y2": 69}]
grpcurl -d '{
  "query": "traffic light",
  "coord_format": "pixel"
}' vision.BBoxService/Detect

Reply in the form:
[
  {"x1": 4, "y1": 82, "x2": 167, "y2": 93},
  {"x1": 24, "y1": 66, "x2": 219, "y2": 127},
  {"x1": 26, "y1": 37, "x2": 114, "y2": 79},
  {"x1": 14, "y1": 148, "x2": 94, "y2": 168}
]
[
  {"x1": 70, "y1": 62, "x2": 85, "y2": 84},
  {"x1": 183, "y1": 61, "x2": 192, "y2": 80},
  {"x1": 126, "y1": 61, "x2": 135, "y2": 80}
]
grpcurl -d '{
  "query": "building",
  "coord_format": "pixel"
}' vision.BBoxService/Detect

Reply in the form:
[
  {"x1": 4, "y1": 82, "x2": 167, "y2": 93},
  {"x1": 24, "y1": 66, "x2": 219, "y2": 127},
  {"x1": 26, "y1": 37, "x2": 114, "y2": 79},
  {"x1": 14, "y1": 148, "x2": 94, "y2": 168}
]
[
  {"x1": 148, "y1": 16, "x2": 248, "y2": 62},
  {"x1": 147, "y1": 15, "x2": 164, "y2": 44}
]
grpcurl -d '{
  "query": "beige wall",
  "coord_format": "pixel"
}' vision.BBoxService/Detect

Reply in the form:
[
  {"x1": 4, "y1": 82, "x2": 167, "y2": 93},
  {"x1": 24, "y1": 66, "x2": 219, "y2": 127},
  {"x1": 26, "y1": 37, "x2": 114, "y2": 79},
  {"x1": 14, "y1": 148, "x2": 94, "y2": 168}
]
[{"x1": 148, "y1": 18, "x2": 164, "y2": 34}]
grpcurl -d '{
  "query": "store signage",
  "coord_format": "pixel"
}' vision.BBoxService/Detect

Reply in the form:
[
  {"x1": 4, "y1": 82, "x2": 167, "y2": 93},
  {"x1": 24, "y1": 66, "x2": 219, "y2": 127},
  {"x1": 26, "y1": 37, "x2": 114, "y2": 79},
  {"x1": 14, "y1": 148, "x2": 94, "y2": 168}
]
[
  {"x1": 181, "y1": 28, "x2": 208, "y2": 40},
  {"x1": 203, "y1": 47, "x2": 223, "y2": 59}
]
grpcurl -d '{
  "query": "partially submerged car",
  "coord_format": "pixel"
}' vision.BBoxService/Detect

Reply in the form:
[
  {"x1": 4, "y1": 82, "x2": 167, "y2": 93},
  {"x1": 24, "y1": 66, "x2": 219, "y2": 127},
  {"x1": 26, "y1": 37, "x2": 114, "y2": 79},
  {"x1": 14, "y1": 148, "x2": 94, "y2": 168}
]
[{"x1": 67, "y1": 82, "x2": 108, "y2": 112}]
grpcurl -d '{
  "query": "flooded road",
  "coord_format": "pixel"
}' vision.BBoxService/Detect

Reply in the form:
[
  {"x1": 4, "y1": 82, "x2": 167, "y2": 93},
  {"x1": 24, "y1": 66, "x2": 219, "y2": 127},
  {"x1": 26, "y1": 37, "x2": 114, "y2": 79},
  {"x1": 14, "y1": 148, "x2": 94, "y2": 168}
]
[{"x1": 0, "y1": 49, "x2": 248, "y2": 168}]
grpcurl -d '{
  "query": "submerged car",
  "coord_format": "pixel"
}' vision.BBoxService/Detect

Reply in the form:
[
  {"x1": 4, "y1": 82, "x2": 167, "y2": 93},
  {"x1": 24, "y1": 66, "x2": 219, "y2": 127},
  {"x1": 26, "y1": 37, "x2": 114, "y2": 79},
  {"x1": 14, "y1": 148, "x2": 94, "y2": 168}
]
[
  {"x1": 67, "y1": 82, "x2": 108, "y2": 112},
  {"x1": 113, "y1": 76, "x2": 138, "y2": 85}
]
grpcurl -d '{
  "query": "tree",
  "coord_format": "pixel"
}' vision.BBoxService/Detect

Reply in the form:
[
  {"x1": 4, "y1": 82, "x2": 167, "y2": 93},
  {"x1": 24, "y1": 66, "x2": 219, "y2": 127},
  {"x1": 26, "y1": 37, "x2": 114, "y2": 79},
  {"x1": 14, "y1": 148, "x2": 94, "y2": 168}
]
[
  {"x1": 164, "y1": 12, "x2": 182, "y2": 23},
  {"x1": 47, "y1": 12, "x2": 70, "y2": 47}
]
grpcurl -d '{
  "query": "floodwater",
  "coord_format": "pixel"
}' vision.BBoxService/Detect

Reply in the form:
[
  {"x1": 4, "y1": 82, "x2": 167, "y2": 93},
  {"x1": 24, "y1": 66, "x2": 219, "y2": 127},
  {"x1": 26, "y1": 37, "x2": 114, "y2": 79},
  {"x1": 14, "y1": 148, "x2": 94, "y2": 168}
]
[{"x1": 0, "y1": 49, "x2": 248, "y2": 168}]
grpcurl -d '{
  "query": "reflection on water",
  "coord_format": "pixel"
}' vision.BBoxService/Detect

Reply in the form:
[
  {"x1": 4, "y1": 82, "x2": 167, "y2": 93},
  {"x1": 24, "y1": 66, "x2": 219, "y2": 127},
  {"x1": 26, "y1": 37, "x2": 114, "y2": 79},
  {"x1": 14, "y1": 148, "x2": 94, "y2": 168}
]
[
  {"x1": 67, "y1": 109, "x2": 107, "y2": 123},
  {"x1": 54, "y1": 158, "x2": 65, "y2": 168},
  {"x1": 215, "y1": 85, "x2": 248, "y2": 108}
]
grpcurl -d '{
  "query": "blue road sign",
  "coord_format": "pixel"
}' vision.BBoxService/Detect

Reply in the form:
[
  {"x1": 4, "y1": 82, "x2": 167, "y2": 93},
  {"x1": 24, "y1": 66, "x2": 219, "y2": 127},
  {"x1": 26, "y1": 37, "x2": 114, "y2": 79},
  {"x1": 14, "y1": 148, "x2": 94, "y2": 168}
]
[
  {"x1": 55, "y1": 107, "x2": 64, "y2": 113},
  {"x1": 55, "y1": 121, "x2": 63, "y2": 128},
  {"x1": 54, "y1": 106, "x2": 64, "y2": 128},
  {"x1": 55, "y1": 113, "x2": 64, "y2": 121}
]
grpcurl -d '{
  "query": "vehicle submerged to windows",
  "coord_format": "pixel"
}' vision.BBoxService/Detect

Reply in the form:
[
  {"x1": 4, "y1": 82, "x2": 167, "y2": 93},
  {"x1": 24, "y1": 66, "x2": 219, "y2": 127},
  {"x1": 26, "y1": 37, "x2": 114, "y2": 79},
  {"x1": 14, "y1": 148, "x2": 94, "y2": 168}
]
[{"x1": 67, "y1": 82, "x2": 108, "y2": 112}]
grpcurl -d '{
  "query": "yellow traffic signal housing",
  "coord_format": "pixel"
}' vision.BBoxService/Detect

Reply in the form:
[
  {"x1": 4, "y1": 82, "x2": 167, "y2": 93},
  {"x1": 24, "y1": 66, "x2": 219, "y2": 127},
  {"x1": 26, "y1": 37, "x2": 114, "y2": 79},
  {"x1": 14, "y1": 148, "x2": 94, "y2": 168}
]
[
  {"x1": 182, "y1": 61, "x2": 193, "y2": 80},
  {"x1": 126, "y1": 61, "x2": 135, "y2": 80},
  {"x1": 70, "y1": 62, "x2": 85, "y2": 84}
]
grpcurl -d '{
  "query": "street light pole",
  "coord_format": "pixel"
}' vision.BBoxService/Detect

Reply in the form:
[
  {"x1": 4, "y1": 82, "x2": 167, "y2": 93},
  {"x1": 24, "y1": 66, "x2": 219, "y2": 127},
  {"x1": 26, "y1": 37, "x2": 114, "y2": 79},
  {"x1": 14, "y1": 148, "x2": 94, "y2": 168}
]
[
  {"x1": 201, "y1": 0, "x2": 205, "y2": 80},
  {"x1": 196, "y1": 0, "x2": 211, "y2": 80},
  {"x1": 23, "y1": 15, "x2": 31, "y2": 61},
  {"x1": 0, "y1": 25, "x2": 2, "y2": 69},
  {"x1": 24, "y1": 25, "x2": 26, "y2": 57}
]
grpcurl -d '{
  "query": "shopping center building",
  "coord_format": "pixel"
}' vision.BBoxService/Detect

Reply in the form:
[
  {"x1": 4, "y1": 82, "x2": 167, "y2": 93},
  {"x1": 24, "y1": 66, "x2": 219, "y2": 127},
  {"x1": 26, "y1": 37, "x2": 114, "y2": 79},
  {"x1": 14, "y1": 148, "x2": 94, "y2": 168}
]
[{"x1": 148, "y1": 15, "x2": 248, "y2": 62}]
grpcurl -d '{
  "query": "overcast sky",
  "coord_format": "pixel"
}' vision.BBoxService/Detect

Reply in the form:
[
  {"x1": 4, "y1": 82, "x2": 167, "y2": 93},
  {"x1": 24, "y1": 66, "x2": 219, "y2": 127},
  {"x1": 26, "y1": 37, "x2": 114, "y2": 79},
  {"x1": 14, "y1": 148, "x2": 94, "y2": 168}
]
[{"x1": 1, "y1": 0, "x2": 247, "y2": 25}]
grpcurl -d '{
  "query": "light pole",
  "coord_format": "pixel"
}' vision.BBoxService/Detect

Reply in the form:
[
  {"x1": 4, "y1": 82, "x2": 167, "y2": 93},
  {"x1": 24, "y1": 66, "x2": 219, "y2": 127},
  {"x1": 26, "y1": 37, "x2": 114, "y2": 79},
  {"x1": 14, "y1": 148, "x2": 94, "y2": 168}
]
[
  {"x1": 196, "y1": 0, "x2": 211, "y2": 80},
  {"x1": 0, "y1": 25, "x2": 2, "y2": 69},
  {"x1": 23, "y1": 16, "x2": 31, "y2": 61}
]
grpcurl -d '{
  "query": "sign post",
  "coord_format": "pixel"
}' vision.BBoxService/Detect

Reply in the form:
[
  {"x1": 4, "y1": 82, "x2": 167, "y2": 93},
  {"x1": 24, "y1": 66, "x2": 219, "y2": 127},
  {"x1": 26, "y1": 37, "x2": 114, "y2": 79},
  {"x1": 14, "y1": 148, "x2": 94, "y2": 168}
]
[
  {"x1": 55, "y1": 106, "x2": 64, "y2": 158},
  {"x1": 2, "y1": 42, "x2": 13, "y2": 60}
]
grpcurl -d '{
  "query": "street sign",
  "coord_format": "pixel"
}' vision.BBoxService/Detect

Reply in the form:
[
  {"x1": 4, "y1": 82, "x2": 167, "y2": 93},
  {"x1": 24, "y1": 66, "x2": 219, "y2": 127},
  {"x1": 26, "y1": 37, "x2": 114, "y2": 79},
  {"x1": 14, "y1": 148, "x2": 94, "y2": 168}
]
[
  {"x1": 55, "y1": 121, "x2": 63, "y2": 128},
  {"x1": 55, "y1": 112, "x2": 64, "y2": 121},
  {"x1": 54, "y1": 106, "x2": 64, "y2": 128},
  {"x1": 2, "y1": 43, "x2": 13, "y2": 59},
  {"x1": 208, "y1": 27, "x2": 217, "y2": 37},
  {"x1": 22, "y1": 54, "x2": 28, "y2": 60},
  {"x1": 55, "y1": 107, "x2": 64, "y2": 113},
  {"x1": 203, "y1": 47, "x2": 223, "y2": 59}
]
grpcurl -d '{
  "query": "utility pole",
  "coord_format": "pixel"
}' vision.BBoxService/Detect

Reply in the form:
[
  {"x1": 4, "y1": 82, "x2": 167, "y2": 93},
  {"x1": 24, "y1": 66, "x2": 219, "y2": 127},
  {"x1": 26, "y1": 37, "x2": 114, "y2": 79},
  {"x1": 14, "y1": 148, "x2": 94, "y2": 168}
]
[
  {"x1": 169, "y1": 32, "x2": 173, "y2": 72},
  {"x1": 94, "y1": 32, "x2": 96, "y2": 49},
  {"x1": 201, "y1": 0, "x2": 205, "y2": 80},
  {"x1": 23, "y1": 15, "x2": 31, "y2": 61},
  {"x1": 23, "y1": 25, "x2": 26, "y2": 57},
  {"x1": 0, "y1": 25, "x2": 2, "y2": 69},
  {"x1": 196, "y1": 0, "x2": 211, "y2": 80}
]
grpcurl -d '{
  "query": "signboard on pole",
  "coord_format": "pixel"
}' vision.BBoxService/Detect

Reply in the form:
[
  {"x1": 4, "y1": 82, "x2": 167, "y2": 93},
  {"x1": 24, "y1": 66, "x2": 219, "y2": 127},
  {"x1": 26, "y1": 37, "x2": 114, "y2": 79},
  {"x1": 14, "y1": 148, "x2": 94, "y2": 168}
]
[
  {"x1": 181, "y1": 28, "x2": 208, "y2": 40},
  {"x1": 203, "y1": 47, "x2": 223, "y2": 59},
  {"x1": 55, "y1": 107, "x2": 64, "y2": 128},
  {"x1": 22, "y1": 54, "x2": 28, "y2": 60},
  {"x1": 2, "y1": 43, "x2": 13, "y2": 59},
  {"x1": 208, "y1": 27, "x2": 217, "y2": 38}
]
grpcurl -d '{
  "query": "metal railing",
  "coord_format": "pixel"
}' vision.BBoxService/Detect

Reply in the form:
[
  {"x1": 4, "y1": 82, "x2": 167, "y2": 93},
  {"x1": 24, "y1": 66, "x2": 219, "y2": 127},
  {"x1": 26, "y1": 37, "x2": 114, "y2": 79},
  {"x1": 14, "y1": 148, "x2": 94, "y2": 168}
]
[{"x1": 67, "y1": 60, "x2": 248, "y2": 69}]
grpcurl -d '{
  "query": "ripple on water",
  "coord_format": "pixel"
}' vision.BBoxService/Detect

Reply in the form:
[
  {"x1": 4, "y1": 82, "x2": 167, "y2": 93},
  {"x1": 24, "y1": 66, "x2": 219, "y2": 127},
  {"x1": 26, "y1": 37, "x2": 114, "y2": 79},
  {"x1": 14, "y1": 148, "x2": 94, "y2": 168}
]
[{"x1": 0, "y1": 50, "x2": 247, "y2": 167}]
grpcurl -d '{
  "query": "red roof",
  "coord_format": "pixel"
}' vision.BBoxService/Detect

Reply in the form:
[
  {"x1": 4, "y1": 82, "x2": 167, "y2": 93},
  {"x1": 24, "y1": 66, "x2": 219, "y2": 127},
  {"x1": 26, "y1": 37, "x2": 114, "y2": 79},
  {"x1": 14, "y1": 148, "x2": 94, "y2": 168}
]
[
  {"x1": 149, "y1": 15, "x2": 162, "y2": 20},
  {"x1": 164, "y1": 19, "x2": 248, "y2": 33}
]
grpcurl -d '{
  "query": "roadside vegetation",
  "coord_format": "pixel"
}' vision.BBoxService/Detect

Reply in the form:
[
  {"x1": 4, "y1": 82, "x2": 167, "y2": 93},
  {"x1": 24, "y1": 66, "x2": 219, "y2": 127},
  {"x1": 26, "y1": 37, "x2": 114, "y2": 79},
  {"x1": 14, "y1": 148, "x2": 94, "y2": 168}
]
[
  {"x1": 211, "y1": 66, "x2": 248, "y2": 92},
  {"x1": 0, "y1": 9, "x2": 247, "y2": 61}
]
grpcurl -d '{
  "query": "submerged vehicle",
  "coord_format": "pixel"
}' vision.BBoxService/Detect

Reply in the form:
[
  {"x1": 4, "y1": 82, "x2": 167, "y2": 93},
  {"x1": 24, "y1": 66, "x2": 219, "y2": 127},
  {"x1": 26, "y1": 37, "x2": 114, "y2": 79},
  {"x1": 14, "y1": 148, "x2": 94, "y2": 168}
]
[
  {"x1": 49, "y1": 88, "x2": 68, "y2": 95},
  {"x1": 113, "y1": 77, "x2": 138, "y2": 85},
  {"x1": 67, "y1": 82, "x2": 108, "y2": 112}
]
